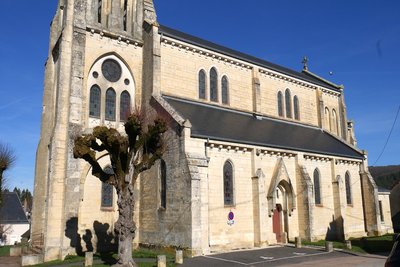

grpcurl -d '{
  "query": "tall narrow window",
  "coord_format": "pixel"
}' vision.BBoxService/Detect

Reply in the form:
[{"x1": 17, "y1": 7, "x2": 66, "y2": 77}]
[
  {"x1": 98, "y1": 0, "x2": 102, "y2": 23},
  {"x1": 332, "y1": 109, "x2": 338, "y2": 135},
  {"x1": 277, "y1": 91, "x2": 284, "y2": 117},
  {"x1": 105, "y1": 88, "x2": 116, "y2": 121},
  {"x1": 379, "y1": 201, "x2": 384, "y2": 222},
  {"x1": 285, "y1": 89, "x2": 292, "y2": 118},
  {"x1": 345, "y1": 172, "x2": 352, "y2": 205},
  {"x1": 89, "y1": 85, "x2": 101, "y2": 118},
  {"x1": 210, "y1": 67, "x2": 218, "y2": 102},
  {"x1": 293, "y1": 95, "x2": 300, "y2": 120},
  {"x1": 314, "y1": 168, "x2": 321, "y2": 205},
  {"x1": 325, "y1": 107, "x2": 331, "y2": 131},
  {"x1": 198, "y1": 70, "x2": 206, "y2": 99},
  {"x1": 123, "y1": 0, "x2": 128, "y2": 31},
  {"x1": 160, "y1": 160, "x2": 167, "y2": 209},
  {"x1": 101, "y1": 166, "x2": 114, "y2": 208},
  {"x1": 120, "y1": 91, "x2": 131, "y2": 121},
  {"x1": 221, "y1": 76, "x2": 229, "y2": 105},
  {"x1": 223, "y1": 161, "x2": 234, "y2": 206}
]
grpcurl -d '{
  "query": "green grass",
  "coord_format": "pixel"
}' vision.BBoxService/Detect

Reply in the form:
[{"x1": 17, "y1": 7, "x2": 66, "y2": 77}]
[
  {"x1": 30, "y1": 248, "x2": 176, "y2": 267},
  {"x1": 0, "y1": 246, "x2": 11, "y2": 257},
  {"x1": 299, "y1": 233, "x2": 396, "y2": 254}
]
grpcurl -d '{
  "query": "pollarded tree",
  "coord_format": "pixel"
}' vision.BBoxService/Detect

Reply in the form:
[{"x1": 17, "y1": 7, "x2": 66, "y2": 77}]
[
  {"x1": 0, "y1": 143, "x2": 16, "y2": 206},
  {"x1": 73, "y1": 113, "x2": 166, "y2": 267}
]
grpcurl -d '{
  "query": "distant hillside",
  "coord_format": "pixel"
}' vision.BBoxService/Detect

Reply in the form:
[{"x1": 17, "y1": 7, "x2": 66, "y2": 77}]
[{"x1": 369, "y1": 165, "x2": 400, "y2": 190}]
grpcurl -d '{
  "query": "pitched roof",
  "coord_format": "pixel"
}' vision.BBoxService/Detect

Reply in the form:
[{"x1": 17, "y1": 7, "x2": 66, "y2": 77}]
[
  {"x1": 163, "y1": 96, "x2": 364, "y2": 160},
  {"x1": 0, "y1": 192, "x2": 29, "y2": 224},
  {"x1": 159, "y1": 25, "x2": 341, "y2": 92}
]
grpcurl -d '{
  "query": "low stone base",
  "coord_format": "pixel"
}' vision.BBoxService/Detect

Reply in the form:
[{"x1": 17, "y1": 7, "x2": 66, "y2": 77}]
[{"x1": 21, "y1": 254, "x2": 44, "y2": 266}]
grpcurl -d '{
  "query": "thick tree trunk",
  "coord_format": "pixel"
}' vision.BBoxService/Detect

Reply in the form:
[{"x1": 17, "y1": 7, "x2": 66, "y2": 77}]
[{"x1": 113, "y1": 184, "x2": 137, "y2": 267}]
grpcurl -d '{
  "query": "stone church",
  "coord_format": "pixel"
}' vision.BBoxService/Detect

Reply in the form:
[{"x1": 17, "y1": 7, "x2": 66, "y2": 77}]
[{"x1": 31, "y1": 0, "x2": 393, "y2": 262}]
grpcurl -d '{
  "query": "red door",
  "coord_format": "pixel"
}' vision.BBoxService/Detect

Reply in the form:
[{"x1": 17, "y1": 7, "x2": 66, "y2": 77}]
[{"x1": 272, "y1": 204, "x2": 282, "y2": 243}]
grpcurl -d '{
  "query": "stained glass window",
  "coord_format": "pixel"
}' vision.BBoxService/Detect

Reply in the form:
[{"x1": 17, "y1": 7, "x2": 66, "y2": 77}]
[
  {"x1": 345, "y1": 172, "x2": 352, "y2": 205},
  {"x1": 101, "y1": 166, "x2": 114, "y2": 208},
  {"x1": 160, "y1": 160, "x2": 167, "y2": 209},
  {"x1": 123, "y1": 0, "x2": 128, "y2": 31},
  {"x1": 210, "y1": 68, "x2": 218, "y2": 102},
  {"x1": 277, "y1": 91, "x2": 284, "y2": 117},
  {"x1": 120, "y1": 91, "x2": 131, "y2": 122},
  {"x1": 285, "y1": 89, "x2": 292, "y2": 118},
  {"x1": 314, "y1": 168, "x2": 321, "y2": 205},
  {"x1": 105, "y1": 88, "x2": 116, "y2": 121},
  {"x1": 98, "y1": 0, "x2": 102, "y2": 23},
  {"x1": 294, "y1": 95, "x2": 300, "y2": 120},
  {"x1": 199, "y1": 70, "x2": 206, "y2": 99},
  {"x1": 89, "y1": 85, "x2": 101, "y2": 118},
  {"x1": 221, "y1": 76, "x2": 229, "y2": 105},
  {"x1": 223, "y1": 161, "x2": 234, "y2": 206}
]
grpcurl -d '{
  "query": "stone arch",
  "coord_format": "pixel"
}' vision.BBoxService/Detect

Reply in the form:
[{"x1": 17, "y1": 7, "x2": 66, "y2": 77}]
[
  {"x1": 87, "y1": 54, "x2": 136, "y2": 128},
  {"x1": 267, "y1": 158, "x2": 296, "y2": 216}
]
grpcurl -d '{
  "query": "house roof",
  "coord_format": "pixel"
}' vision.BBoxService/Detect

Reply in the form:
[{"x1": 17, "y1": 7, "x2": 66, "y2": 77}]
[
  {"x1": 0, "y1": 192, "x2": 29, "y2": 224},
  {"x1": 163, "y1": 95, "x2": 364, "y2": 160},
  {"x1": 159, "y1": 25, "x2": 341, "y2": 92}
]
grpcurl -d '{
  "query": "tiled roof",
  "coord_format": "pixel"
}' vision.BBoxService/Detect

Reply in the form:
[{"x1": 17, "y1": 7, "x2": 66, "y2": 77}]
[
  {"x1": 164, "y1": 96, "x2": 364, "y2": 160},
  {"x1": 0, "y1": 192, "x2": 29, "y2": 224}
]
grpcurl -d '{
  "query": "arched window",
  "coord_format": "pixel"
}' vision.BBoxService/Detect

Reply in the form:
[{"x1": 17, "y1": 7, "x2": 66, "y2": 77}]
[
  {"x1": 210, "y1": 67, "x2": 218, "y2": 102},
  {"x1": 285, "y1": 89, "x2": 292, "y2": 118},
  {"x1": 123, "y1": 0, "x2": 128, "y2": 31},
  {"x1": 198, "y1": 70, "x2": 206, "y2": 100},
  {"x1": 101, "y1": 166, "x2": 114, "y2": 208},
  {"x1": 325, "y1": 107, "x2": 331, "y2": 131},
  {"x1": 89, "y1": 85, "x2": 101, "y2": 118},
  {"x1": 105, "y1": 88, "x2": 116, "y2": 121},
  {"x1": 221, "y1": 76, "x2": 229, "y2": 105},
  {"x1": 313, "y1": 168, "x2": 321, "y2": 205},
  {"x1": 120, "y1": 91, "x2": 131, "y2": 121},
  {"x1": 277, "y1": 91, "x2": 284, "y2": 117},
  {"x1": 332, "y1": 109, "x2": 339, "y2": 135},
  {"x1": 160, "y1": 160, "x2": 167, "y2": 209},
  {"x1": 223, "y1": 161, "x2": 234, "y2": 206},
  {"x1": 98, "y1": 0, "x2": 102, "y2": 23},
  {"x1": 294, "y1": 95, "x2": 300, "y2": 120},
  {"x1": 345, "y1": 172, "x2": 352, "y2": 205}
]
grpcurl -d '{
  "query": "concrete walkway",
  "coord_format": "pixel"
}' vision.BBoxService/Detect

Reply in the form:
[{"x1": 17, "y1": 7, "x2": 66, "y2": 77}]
[{"x1": 0, "y1": 256, "x2": 21, "y2": 267}]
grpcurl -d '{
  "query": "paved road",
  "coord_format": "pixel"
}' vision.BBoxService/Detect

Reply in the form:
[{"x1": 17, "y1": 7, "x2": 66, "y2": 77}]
[
  {"x1": 181, "y1": 246, "x2": 387, "y2": 267},
  {"x1": 0, "y1": 256, "x2": 20, "y2": 267}
]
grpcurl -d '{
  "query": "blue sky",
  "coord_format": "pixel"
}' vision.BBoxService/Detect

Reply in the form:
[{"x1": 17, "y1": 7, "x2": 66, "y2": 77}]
[{"x1": 0, "y1": 0, "x2": 399, "y2": 192}]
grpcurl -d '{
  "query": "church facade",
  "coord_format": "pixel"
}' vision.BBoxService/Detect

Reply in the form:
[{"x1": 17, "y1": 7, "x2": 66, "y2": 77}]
[{"x1": 31, "y1": 0, "x2": 392, "y2": 261}]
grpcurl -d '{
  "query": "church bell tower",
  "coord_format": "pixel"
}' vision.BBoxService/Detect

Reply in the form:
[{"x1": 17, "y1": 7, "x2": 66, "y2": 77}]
[{"x1": 31, "y1": 0, "x2": 158, "y2": 261}]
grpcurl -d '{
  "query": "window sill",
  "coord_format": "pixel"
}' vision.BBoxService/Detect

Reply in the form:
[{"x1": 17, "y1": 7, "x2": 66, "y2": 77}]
[
  {"x1": 315, "y1": 204, "x2": 323, "y2": 207},
  {"x1": 101, "y1": 207, "x2": 114, "y2": 212}
]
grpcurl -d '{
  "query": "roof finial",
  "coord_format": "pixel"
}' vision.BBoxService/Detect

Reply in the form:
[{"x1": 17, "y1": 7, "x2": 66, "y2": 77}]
[{"x1": 302, "y1": 56, "x2": 308, "y2": 71}]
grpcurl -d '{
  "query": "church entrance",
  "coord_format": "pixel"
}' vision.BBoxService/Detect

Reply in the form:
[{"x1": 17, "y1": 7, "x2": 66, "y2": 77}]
[{"x1": 272, "y1": 204, "x2": 283, "y2": 243}]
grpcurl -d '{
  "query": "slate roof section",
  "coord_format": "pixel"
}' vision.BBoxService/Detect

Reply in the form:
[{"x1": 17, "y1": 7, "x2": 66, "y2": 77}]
[
  {"x1": 159, "y1": 25, "x2": 340, "y2": 92},
  {"x1": 0, "y1": 192, "x2": 29, "y2": 224},
  {"x1": 163, "y1": 96, "x2": 364, "y2": 160}
]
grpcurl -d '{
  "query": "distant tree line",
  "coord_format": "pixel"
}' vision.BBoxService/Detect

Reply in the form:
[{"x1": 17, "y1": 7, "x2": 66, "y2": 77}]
[{"x1": 370, "y1": 165, "x2": 400, "y2": 190}]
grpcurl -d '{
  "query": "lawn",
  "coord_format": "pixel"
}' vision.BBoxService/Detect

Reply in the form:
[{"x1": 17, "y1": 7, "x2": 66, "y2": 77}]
[
  {"x1": 300, "y1": 233, "x2": 396, "y2": 254},
  {"x1": 29, "y1": 248, "x2": 177, "y2": 267},
  {"x1": 0, "y1": 246, "x2": 11, "y2": 257}
]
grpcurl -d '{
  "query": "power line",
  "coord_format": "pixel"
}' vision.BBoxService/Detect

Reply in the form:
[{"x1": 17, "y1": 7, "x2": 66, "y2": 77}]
[{"x1": 373, "y1": 105, "x2": 400, "y2": 166}]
